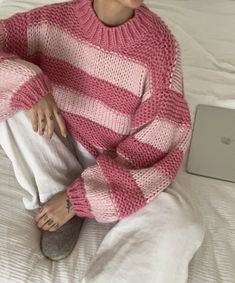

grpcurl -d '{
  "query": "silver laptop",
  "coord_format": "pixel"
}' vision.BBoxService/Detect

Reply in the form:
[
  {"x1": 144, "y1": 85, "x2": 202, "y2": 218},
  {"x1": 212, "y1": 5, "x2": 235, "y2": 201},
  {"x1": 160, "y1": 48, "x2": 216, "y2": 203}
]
[{"x1": 186, "y1": 104, "x2": 235, "y2": 183}]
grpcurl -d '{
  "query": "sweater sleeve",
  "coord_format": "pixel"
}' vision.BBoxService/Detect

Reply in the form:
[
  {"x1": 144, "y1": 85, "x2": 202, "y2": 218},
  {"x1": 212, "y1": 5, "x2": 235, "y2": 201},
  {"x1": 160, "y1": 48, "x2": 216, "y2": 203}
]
[
  {"x1": 0, "y1": 11, "x2": 52, "y2": 121},
  {"x1": 66, "y1": 41, "x2": 192, "y2": 223}
]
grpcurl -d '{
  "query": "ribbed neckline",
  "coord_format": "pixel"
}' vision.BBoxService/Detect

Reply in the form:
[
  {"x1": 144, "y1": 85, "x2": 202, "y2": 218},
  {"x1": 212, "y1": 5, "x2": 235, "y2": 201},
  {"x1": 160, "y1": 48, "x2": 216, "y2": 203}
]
[{"x1": 76, "y1": 0, "x2": 154, "y2": 50}]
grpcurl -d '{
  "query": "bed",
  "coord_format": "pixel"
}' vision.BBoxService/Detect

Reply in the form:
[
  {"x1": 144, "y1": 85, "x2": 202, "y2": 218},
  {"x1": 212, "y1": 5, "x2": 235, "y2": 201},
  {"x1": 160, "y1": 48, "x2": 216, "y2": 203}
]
[{"x1": 0, "y1": 0, "x2": 235, "y2": 282}]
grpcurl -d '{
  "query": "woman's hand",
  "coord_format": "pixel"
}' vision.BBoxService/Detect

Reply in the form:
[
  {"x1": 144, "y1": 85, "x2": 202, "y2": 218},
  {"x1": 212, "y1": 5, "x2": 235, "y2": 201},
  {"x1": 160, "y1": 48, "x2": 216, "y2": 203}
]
[
  {"x1": 34, "y1": 191, "x2": 76, "y2": 232},
  {"x1": 29, "y1": 94, "x2": 67, "y2": 140}
]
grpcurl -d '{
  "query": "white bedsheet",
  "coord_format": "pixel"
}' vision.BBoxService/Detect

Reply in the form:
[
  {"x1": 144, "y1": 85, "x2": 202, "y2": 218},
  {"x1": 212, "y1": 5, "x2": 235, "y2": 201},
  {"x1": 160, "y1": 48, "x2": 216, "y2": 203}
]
[{"x1": 1, "y1": 0, "x2": 235, "y2": 282}]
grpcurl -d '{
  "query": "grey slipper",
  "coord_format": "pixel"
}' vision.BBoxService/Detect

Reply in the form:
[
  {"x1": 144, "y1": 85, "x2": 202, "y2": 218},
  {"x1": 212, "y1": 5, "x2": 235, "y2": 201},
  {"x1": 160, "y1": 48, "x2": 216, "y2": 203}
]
[{"x1": 40, "y1": 216, "x2": 84, "y2": 261}]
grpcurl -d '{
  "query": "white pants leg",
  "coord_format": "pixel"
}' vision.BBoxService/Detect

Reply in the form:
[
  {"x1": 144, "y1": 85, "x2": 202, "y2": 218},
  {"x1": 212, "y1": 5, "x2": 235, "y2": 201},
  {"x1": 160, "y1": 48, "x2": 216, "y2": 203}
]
[
  {"x1": 0, "y1": 109, "x2": 86, "y2": 210},
  {"x1": 82, "y1": 175, "x2": 206, "y2": 283}
]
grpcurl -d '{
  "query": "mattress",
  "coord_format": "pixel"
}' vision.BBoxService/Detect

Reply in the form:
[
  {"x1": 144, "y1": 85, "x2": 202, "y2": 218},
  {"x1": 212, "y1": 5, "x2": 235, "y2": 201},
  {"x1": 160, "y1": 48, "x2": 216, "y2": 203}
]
[{"x1": 1, "y1": 0, "x2": 235, "y2": 282}]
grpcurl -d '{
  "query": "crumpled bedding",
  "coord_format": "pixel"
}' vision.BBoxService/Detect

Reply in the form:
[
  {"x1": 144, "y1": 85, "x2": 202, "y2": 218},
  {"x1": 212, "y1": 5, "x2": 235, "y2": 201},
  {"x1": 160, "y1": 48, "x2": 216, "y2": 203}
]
[{"x1": 0, "y1": 0, "x2": 235, "y2": 282}]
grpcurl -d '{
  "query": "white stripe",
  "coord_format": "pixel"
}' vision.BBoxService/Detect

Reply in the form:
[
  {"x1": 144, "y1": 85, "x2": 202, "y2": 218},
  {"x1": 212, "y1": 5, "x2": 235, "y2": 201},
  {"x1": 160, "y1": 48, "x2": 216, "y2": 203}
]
[{"x1": 27, "y1": 24, "x2": 148, "y2": 97}]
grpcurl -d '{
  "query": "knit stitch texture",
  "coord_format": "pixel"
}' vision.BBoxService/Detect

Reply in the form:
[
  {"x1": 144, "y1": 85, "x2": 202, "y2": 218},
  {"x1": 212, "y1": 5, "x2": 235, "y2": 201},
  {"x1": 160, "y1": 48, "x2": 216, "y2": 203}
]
[{"x1": 0, "y1": 0, "x2": 192, "y2": 223}]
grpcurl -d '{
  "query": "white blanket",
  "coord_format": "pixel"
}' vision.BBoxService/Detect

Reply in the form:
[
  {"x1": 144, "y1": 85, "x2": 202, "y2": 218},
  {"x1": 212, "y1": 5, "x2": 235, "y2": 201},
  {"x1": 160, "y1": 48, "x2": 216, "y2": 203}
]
[{"x1": 1, "y1": 0, "x2": 235, "y2": 282}]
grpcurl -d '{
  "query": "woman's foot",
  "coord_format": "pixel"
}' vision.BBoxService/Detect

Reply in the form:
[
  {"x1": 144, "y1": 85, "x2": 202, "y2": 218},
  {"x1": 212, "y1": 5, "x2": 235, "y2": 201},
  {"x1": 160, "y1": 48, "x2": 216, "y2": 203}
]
[
  {"x1": 32, "y1": 191, "x2": 83, "y2": 260},
  {"x1": 34, "y1": 191, "x2": 75, "y2": 232}
]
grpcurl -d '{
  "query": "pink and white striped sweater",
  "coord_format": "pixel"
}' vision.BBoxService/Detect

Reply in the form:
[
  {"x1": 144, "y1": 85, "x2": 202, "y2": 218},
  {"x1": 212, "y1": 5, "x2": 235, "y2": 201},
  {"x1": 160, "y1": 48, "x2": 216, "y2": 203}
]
[{"x1": 0, "y1": 0, "x2": 192, "y2": 223}]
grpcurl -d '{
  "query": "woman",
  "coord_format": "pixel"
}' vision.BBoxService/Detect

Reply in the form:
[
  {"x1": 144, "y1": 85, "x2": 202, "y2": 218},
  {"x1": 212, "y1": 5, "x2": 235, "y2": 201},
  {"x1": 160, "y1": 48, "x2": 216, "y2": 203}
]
[{"x1": 0, "y1": 0, "x2": 192, "y2": 261}]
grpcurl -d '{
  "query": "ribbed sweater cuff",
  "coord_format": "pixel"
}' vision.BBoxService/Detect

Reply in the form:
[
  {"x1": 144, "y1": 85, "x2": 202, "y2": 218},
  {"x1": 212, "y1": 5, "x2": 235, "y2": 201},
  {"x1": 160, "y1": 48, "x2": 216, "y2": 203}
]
[
  {"x1": 11, "y1": 73, "x2": 52, "y2": 110},
  {"x1": 66, "y1": 178, "x2": 93, "y2": 218}
]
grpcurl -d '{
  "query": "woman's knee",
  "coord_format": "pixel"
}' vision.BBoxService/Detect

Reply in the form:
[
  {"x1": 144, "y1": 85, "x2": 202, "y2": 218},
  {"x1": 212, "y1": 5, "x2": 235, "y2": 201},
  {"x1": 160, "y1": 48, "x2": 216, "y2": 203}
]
[{"x1": 169, "y1": 202, "x2": 206, "y2": 245}]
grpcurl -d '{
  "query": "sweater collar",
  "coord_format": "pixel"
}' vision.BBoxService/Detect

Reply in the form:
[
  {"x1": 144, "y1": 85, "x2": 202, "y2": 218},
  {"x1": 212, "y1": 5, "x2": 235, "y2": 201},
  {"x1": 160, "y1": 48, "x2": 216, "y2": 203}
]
[{"x1": 76, "y1": 0, "x2": 154, "y2": 50}]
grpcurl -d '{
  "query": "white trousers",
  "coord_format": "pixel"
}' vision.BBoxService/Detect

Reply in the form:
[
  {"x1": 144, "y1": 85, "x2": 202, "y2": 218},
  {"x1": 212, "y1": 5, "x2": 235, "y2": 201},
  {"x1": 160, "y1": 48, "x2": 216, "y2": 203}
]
[
  {"x1": 0, "y1": 109, "x2": 97, "y2": 209},
  {"x1": 0, "y1": 109, "x2": 205, "y2": 283}
]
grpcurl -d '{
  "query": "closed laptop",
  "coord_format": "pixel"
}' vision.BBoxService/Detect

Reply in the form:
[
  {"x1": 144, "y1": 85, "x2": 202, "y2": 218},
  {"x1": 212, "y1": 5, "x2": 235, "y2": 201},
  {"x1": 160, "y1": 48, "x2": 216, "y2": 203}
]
[{"x1": 186, "y1": 104, "x2": 235, "y2": 183}]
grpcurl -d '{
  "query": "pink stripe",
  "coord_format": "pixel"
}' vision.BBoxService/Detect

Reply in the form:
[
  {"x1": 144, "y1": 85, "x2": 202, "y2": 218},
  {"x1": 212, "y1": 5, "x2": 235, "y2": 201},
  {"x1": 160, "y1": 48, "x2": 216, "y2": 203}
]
[
  {"x1": 0, "y1": 57, "x2": 48, "y2": 121},
  {"x1": 82, "y1": 165, "x2": 117, "y2": 222},
  {"x1": 0, "y1": 58, "x2": 50, "y2": 113},
  {"x1": 174, "y1": 126, "x2": 192, "y2": 152},
  {"x1": 0, "y1": 60, "x2": 29, "y2": 90},
  {"x1": 130, "y1": 167, "x2": 172, "y2": 200},
  {"x1": 134, "y1": 119, "x2": 190, "y2": 153},
  {"x1": 117, "y1": 136, "x2": 166, "y2": 168},
  {"x1": 64, "y1": 120, "x2": 99, "y2": 159},
  {"x1": 4, "y1": 14, "x2": 28, "y2": 58},
  {"x1": 132, "y1": 89, "x2": 191, "y2": 130},
  {"x1": 27, "y1": 24, "x2": 147, "y2": 97},
  {"x1": 30, "y1": 52, "x2": 140, "y2": 115},
  {"x1": 62, "y1": 112, "x2": 127, "y2": 151},
  {"x1": 52, "y1": 84, "x2": 132, "y2": 135},
  {"x1": 0, "y1": 58, "x2": 46, "y2": 94},
  {"x1": 156, "y1": 148, "x2": 183, "y2": 179},
  {"x1": 130, "y1": 148, "x2": 183, "y2": 199},
  {"x1": 97, "y1": 154, "x2": 147, "y2": 218}
]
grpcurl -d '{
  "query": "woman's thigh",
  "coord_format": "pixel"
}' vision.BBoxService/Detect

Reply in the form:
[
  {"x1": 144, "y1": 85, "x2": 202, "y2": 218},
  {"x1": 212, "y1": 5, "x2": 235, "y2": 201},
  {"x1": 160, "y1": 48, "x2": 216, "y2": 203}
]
[{"x1": 0, "y1": 109, "x2": 83, "y2": 209}]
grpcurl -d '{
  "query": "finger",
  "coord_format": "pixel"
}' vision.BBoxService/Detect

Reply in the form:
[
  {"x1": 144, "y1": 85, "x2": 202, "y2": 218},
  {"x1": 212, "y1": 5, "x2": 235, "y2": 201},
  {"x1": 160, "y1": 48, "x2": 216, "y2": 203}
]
[
  {"x1": 53, "y1": 107, "x2": 67, "y2": 138},
  {"x1": 45, "y1": 109, "x2": 55, "y2": 140},
  {"x1": 42, "y1": 218, "x2": 56, "y2": 231},
  {"x1": 37, "y1": 109, "x2": 46, "y2": 136},
  {"x1": 30, "y1": 109, "x2": 38, "y2": 133}
]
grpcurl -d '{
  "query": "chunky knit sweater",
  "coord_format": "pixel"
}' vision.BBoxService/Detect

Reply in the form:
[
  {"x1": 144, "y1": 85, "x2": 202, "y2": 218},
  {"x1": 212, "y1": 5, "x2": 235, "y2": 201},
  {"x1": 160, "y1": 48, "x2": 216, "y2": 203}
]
[{"x1": 0, "y1": 0, "x2": 192, "y2": 223}]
